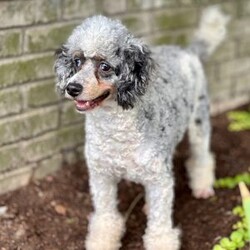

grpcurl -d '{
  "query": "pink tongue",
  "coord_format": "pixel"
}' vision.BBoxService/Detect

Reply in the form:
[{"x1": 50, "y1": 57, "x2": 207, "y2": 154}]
[{"x1": 76, "y1": 100, "x2": 91, "y2": 110}]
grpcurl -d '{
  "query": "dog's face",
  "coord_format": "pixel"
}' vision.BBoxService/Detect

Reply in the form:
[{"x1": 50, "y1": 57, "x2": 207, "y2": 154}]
[{"x1": 54, "y1": 16, "x2": 154, "y2": 112}]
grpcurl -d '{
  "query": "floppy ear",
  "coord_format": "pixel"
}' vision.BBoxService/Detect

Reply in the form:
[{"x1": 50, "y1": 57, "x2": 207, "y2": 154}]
[
  {"x1": 117, "y1": 40, "x2": 155, "y2": 109},
  {"x1": 54, "y1": 45, "x2": 75, "y2": 95}
]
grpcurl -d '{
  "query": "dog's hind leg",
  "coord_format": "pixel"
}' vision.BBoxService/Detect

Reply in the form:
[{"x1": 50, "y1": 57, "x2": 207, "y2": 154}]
[{"x1": 186, "y1": 91, "x2": 215, "y2": 199}]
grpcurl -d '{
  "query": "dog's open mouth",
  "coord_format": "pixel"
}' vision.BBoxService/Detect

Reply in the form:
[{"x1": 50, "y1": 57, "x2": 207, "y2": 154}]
[{"x1": 74, "y1": 90, "x2": 110, "y2": 111}]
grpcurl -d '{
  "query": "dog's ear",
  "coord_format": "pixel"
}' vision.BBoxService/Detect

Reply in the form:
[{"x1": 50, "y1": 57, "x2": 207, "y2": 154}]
[
  {"x1": 117, "y1": 40, "x2": 155, "y2": 109},
  {"x1": 54, "y1": 45, "x2": 75, "y2": 95}
]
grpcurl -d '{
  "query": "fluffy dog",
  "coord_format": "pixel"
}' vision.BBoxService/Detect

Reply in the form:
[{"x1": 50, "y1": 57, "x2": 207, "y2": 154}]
[{"x1": 54, "y1": 6, "x2": 229, "y2": 250}]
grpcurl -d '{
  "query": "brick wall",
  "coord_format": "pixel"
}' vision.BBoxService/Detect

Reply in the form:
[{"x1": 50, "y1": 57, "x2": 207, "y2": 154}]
[{"x1": 0, "y1": 0, "x2": 249, "y2": 194}]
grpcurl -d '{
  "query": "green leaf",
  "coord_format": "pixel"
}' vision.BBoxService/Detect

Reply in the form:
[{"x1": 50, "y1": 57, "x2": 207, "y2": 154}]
[
  {"x1": 213, "y1": 244, "x2": 226, "y2": 250},
  {"x1": 227, "y1": 110, "x2": 250, "y2": 132},
  {"x1": 230, "y1": 231, "x2": 243, "y2": 243}
]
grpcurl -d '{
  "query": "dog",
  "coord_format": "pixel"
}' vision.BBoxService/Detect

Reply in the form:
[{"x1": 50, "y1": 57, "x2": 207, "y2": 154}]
[{"x1": 54, "y1": 6, "x2": 229, "y2": 250}]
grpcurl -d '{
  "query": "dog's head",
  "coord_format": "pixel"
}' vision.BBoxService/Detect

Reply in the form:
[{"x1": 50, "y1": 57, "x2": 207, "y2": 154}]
[{"x1": 54, "y1": 15, "x2": 154, "y2": 112}]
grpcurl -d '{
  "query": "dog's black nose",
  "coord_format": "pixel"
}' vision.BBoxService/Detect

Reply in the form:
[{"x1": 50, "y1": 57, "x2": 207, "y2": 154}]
[{"x1": 66, "y1": 83, "x2": 83, "y2": 97}]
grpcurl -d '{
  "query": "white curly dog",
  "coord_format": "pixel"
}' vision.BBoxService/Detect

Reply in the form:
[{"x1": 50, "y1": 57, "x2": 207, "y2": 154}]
[{"x1": 54, "y1": 6, "x2": 229, "y2": 250}]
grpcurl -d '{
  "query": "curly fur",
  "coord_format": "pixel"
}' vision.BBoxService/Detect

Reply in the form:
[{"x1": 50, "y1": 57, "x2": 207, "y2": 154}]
[
  {"x1": 54, "y1": 6, "x2": 229, "y2": 250},
  {"x1": 54, "y1": 46, "x2": 76, "y2": 94},
  {"x1": 117, "y1": 42, "x2": 155, "y2": 109}
]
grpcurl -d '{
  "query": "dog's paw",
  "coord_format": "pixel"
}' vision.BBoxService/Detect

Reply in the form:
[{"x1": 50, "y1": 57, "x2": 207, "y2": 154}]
[
  {"x1": 143, "y1": 228, "x2": 180, "y2": 250},
  {"x1": 85, "y1": 213, "x2": 125, "y2": 250},
  {"x1": 86, "y1": 238, "x2": 121, "y2": 250},
  {"x1": 186, "y1": 153, "x2": 215, "y2": 199},
  {"x1": 192, "y1": 186, "x2": 215, "y2": 199}
]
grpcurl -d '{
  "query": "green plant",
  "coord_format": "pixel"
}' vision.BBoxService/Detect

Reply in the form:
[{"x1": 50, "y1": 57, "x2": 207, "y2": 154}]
[
  {"x1": 239, "y1": 182, "x2": 250, "y2": 242},
  {"x1": 214, "y1": 108, "x2": 250, "y2": 249},
  {"x1": 214, "y1": 173, "x2": 250, "y2": 189},
  {"x1": 228, "y1": 110, "x2": 250, "y2": 131},
  {"x1": 212, "y1": 205, "x2": 249, "y2": 250}
]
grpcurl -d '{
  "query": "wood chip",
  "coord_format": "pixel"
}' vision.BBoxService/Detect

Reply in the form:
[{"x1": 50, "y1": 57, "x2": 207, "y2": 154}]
[
  {"x1": 0, "y1": 206, "x2": 7, "y2": 217},
  {"x1": 54, "y1": 204, "x2": 67, "y2": 216}
]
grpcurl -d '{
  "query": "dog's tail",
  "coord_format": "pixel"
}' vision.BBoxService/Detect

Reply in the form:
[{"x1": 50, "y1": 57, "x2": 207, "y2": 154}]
[{"x1": 188, "y1": 6, "x2": 230, "y2": 61}]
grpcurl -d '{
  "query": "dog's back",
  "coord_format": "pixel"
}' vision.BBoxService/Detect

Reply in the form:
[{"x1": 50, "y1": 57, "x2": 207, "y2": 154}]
[{"x1": 139, "y1": 5, "x2": 230, "y2": 156}]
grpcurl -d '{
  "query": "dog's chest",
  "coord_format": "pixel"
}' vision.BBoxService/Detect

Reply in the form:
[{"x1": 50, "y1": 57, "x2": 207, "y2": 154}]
[{"x1": 85, "y1": 109, "x2": 144, "y2": 178}]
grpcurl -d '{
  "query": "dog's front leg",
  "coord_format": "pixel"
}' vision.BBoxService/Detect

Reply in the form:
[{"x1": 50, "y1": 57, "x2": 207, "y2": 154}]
[
  {"x1": 143, "y1": 170, "x2": 180, "y2": 250},
  {"x1": 85, "y1": 171, "x2": 125, "y2": 250}
]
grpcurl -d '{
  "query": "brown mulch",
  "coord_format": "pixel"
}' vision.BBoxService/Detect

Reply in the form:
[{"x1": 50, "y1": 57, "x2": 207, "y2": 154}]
[{"x1": 0, "y1": 105, "x2": 249, "y2": 250}]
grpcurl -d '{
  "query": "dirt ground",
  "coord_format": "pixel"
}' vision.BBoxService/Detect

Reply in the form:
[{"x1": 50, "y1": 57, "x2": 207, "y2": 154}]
[{"x1": 0, "y1": 105, "x2": 249, "y2": 250}]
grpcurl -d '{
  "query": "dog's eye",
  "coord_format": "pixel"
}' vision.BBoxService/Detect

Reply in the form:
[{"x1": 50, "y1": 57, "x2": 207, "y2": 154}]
[
  {"x1": 74, "y1": 58, "x2": 81, "y2": 68},
  {"x1": 99, "y1": 62, "x2": 111, "y2": 72}
]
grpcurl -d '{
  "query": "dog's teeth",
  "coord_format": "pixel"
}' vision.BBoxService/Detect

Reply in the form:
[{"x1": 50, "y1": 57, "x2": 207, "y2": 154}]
[{"x1": 86, "y1": 101, "x2": 91, "y2": 109}]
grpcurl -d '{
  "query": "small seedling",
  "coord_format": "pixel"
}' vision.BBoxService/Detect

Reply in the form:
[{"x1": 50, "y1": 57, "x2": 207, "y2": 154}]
[
  {"x1": 214, "y1": 172, "x2": 250, "y2": 189},
  {"x1": 212, "y1": 204, "x2": 249, "y2": 250},
  {"x1": 212, "y1": 183, "x2": 250, "y2": 250},
  {"x1": 239, "y1": 182, "x2": 250, "y2": 242},
  {"x1": 214, "y1": 109, "x2": 250, "y2": 249},
  {"x1": 227, "y1": 110, "x2": 250, "y2": 131}
]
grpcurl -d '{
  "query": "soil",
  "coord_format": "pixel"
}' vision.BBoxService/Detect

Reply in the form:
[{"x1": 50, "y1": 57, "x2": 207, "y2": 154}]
[{"x1": 0, "y1": 105, "x2": 249, "y2": 250}]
